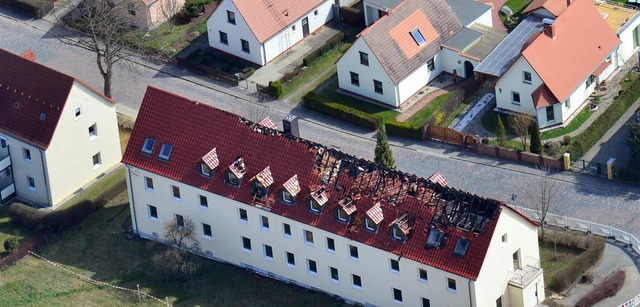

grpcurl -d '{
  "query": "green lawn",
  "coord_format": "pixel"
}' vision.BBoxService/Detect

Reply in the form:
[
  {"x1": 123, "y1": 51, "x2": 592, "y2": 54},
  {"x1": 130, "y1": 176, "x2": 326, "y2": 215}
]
[
  {"x1": 539, "y1": 240, "x2": 582, "y2": 287},
  {"x1": 488, "y1": 138, "x2": 524, "y2": 150},
  {"x1": 0, "y1": 193, "x2": 345, "y2": 306},
  {"x1": 503, "y1": 0, "x2": 533, "y2": 14},
  {"x1": 134, "y1": 19, "x2": 208, "y2": 59},
  {"x1": 0, "y1": 206, "x2": 33, "y2": 254},
  {"x1": 404, "y1": 92, "x2": 453, "y2": 126},
  {"x1": 540, "y1": 107, "x2": 594, "y2": 140},
  {"x1": 57, "y1": 168, "x2": 125, "y2": 210},
  {"x1": 318, "y1": 79, "x2": 401, "y2": 123},
  {"x1": 282, "y1": 43, "x2": 352, "y2": 101}
]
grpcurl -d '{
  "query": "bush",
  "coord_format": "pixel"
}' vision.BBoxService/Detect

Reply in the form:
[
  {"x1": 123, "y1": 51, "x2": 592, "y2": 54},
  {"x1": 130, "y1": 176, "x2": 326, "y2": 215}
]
[
  {"x1": 303, "y1": 92, "x2": 377, "y2": 130},
  {"x1": 302, "y1": 32, "x2": 345, "y2": 67},
  {"x1": 547, "y1": 232, "x2": 605, "y2": 292},
  {"x1": 544, "y1": 141, "x2": 562, "y2": 157},
  {"x1": 618, "y1": 167, "x2": 640, "y2": 183},
  {"x1": 562, "y1": 135, "x2": 571, "y2": 146},
  {"x1": 8, "y1": 177, "x2": 127, "y2": 232},
  {"x1": 268, "y1": 81, "x2": 284, "y2": 98},
  {"x1": 575, "y1": 270, "x2": 625, "y2": 307},
  {"x1": 385, "y1": 120, "x2": 421, "y2": 139},
  {"x1": 181, "y1": 0, "x2": 212, "y2": 18},
  {"x1": 4, "y1": 236, "x2": 19, "y2": 252},
  {"x1": 481, "y1": 138, "x2": 490, "y2": 144}
]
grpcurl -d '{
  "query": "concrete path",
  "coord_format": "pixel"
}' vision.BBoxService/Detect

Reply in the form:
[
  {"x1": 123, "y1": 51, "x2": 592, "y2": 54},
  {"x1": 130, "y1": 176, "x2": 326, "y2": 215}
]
[{"x1": 555, "y1": 242, "x2": 640, "y2": 306}]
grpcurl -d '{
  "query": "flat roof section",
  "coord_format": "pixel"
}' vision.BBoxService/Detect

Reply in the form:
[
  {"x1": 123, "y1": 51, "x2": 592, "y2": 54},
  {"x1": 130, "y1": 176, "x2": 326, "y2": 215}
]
[
  {"x1": 593, "y1": 1, "x2": 640, "y2": 34},
  {"x1": 462, "y1": 23, "x2": 508, "y2": 60},
  {"x1": 447, "y1": 0, "x2": 492, "y2": 26},
  {"x1": 475, "y1": 14, "x2": 545, "y2": 77}
]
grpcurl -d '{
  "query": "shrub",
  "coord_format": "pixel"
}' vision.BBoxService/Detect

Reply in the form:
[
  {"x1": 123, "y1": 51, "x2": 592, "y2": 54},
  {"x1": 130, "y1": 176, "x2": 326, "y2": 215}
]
[
  {"x1": 385, "y1": 120, "x2": 421, "y2": 139},
  {"x1": 496, "y1": 115, "x2": 507, "y2": 146},
  {"x1": 547, "y1": 232, "x2": 605, "y2": 292},
  {"x1": 181, "y1": 0, "x2": 212, "y2": 18},
  {"x1": 268, "y1": 81, "x2": 284, "y2": 98},
  {"x1": 481, "y1": 137, "x2": 490, "y2": 144},
  {"x1": 561, "y1": 135, "x2": 571, "y2": 146},
  {"x1": 4, "y1": 236, "x2": 19, "y2": 252},
  {"x1": 303, "y1": 92, "x2": 377, "y2": 130},
  {"x1": 575, "y1": 270, "x2": 625, "y2": 307},
  {"x1": 302, "y1": 32, "x2": 345, "y2": 67},
  {"x1": 544, "y1": 141, "x2": 562, "y2": 157},
  {"x1": 530, "y1": 123, "x2": 542, "y2": 154}
]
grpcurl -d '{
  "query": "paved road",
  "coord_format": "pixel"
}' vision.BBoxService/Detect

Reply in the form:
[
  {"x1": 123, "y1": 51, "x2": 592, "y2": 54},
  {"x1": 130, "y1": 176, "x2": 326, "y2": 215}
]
[{"x1": 2, "y1": 8, "x2": 640, "y2": 239}]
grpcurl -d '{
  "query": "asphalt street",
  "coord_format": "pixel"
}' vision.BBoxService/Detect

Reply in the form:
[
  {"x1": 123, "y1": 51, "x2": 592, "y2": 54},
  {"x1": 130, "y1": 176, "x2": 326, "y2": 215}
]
[{"x1": 2, "y1": 8, "x2": 640, "y2": 238}]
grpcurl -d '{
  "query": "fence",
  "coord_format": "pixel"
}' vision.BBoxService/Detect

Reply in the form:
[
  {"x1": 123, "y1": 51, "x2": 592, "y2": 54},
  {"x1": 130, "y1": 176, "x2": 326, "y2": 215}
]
[
  {"x1": 175, "y1": 57, "x2": 239, "y2": 86},
  {"x1": 509, "y1": 206, "x2": 640, "y2": 306},
  {"x1": 27, "y1": 251, "x2": 170, "y2": 306}
]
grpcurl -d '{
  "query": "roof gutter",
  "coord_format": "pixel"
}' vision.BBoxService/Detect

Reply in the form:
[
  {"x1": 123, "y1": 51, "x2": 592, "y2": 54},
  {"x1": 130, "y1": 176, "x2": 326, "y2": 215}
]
[{"x1": 468, "y1": 279, "x2": 474, "y2": 307}]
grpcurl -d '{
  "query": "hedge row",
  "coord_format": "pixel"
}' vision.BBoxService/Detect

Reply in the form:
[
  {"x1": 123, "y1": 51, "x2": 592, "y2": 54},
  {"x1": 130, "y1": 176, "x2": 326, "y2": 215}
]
[
  {"x1": 575, "y1": 270, "x2": 625, "y2": 307},
  {"x1": 302, "y1": 32, "x2": 345, "y2": 67},
  {"x1": 385, "y1": 120, "x2": 421, "y2": 139},
  {"x1": 546, "y1": 231, "x2": 605, "y2": 292},
  {"x1": 8, "y1": 177, "x2": 127, "y2": 232},
  {"x1": 303, "y1": 92, "x2": 377, "y2": 130},
  {"x1": 568, "y1": 75, "x2": 640, "y2": 158}
]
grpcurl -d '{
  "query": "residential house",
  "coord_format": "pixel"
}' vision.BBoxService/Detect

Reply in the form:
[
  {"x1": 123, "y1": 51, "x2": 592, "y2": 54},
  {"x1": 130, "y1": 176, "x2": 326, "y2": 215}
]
[
  {"x1": 477, "y1": 0, "x2": 620, "y2": 129},
  {"x1": 113, "y1": 0, "x2": 185, "y2": 30},
  {"x1": 122, "y1": 86, "x2": 545, "y2": 307},
  {"x1": 0, "y1": 49, "x2": 122, "y2": 207},
  {"x1": 337, "y1": 0, "x2": 503, "y2": 108},
  {"x1": 593, "y1": 0, "x2": 640, "y2": 66},
  {"x1": 206, "y1": 0, "x2": 334, "y2": 66}
]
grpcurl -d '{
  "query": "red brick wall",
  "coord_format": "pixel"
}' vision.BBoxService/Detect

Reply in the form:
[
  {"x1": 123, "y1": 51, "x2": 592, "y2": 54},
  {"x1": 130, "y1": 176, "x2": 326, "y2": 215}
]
[{"x1": 498, "y1": 147, "x2": 519, "y2": 161}]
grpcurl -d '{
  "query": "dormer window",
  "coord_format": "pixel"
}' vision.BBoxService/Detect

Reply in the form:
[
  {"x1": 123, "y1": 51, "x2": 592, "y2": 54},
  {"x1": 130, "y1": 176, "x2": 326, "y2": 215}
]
[
  {"x1": 281, "y1": 175, "x2": 300, "y2": 205},
  {"x1": 336, "y1": 207, "x2": 349, "y2": 223},
  {"x1": 336, "y1": 197, "x2": 356, "y2": 223},
  {"x1": 252, "y1": 166, "x2": 274, "y2": 199},
  {"x1": 226, "y1": 157, "x2": 246, "y2": 187},
  {"x1": 410, "y1": 28, "x2": 426, "y2": 46},
  {"x1": 364, "y1": 202, "x2": 383, "y2": 233},
  {"x1": 389, "y1": 213, "x2": 412, "y2": 242},
  {"x1": 225, "y1": 171, "x2": 242, "y2": 187},
  {"x1": 141, "y1": 137, "x2": 156, "y2": 155},
  {"x1": 200, "y1": 148, "x2": 219, "y2": 178},
  {"x1": 308, "y1": 198, "x2": 324, "y2": 214},
  {"x1": 308, "y1": 185, "x2": 328, "y2": 214},
  {"x1": 364, "y1": 217, "x2": 379, "y2": 232},
  {"x1": 391, "y1": 226, "x2": 405, "y2": 241},
  {"x1": 253, "y1": 180, "x2": 268, "y2": 198},
  {"x1": 158, "y1": 143, "x2": 173, "y2": 161}
]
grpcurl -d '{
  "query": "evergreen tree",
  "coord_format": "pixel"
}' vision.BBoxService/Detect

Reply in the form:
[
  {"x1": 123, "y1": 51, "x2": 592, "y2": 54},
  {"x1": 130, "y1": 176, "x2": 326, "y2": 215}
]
[
  {"x1": 374, "y1": 124, "x2": 396, "y2": 169},
  {"x1": 530, "y1": 122, "x2": 543, "y2": 154},
  {"x1": 496, "y1": 114, "x2": 507, "y2": 146}
]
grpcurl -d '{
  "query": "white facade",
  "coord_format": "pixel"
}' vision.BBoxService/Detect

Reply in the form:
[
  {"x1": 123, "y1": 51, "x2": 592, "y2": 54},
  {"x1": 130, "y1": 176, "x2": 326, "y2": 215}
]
[
  {"x1": 0, "y1": 82, "x2": 121, "y2": 207},
  {"x1": 206, "y1": 0, "x2": 334, "y2": 66},
  {"x1": 363, "y1": 0, "x2": 401, "y2": 26},
  {"x1": 616, "y1": 18, "x2": 640, "y2": 66},
  {"x1": 126, "y1": 165, "x2": 543, "y2": 306}
]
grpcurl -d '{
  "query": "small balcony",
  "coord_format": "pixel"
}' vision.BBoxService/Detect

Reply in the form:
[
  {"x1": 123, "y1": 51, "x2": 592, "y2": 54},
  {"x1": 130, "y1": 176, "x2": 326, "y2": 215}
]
[{"x1": 508, "y1": 257, "x2": 543, "y2": 288}]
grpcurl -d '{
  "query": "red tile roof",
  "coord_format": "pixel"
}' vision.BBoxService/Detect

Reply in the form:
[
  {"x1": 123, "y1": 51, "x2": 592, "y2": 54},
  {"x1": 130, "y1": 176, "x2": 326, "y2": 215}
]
[
  {"x1": 230, "y1": 0, "x2": 326, "y2": 43},
  {"x1": 523, "y1": 0, "x2": 568, "y2": 17},
  {"x1": 522, "y1": 0, "x2": 620, "y2": 103},
  {"x1": 531, "y1": 84, "x2": 557, "y2": 108},
  {"x1": 592, "y1": 61, "x2": 610, "y2": 77},
  {"x1": 0, "y1": 49, "x2": 113, "y2": 149},
  {"x1": 20, "y1": 50, "x2": 36, "y2": 62},
  {"x1": 123, "y1": 86, "x2": 537, "y2": 280}
]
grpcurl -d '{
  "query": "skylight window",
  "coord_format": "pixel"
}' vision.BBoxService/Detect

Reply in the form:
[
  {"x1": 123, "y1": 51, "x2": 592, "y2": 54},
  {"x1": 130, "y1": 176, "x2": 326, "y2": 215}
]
[
  {"x1": 425, "y1": 229, "x2": 444, "y2": 248},
  {"x1": 158, "y1": 143, "x2": 173, "y2": 161},
  {"x1": 453, "y1": 238, "x2": 469, "y2": 257},
  {"x1": 410, "y1": 28, "x2": 426, "y2": 46},
  {"x1": 141, "y1": 137, "x2": 156, "y2": 155},
  {"x1": 39, "y1": 112, "x2": 46, "y2": 121}
]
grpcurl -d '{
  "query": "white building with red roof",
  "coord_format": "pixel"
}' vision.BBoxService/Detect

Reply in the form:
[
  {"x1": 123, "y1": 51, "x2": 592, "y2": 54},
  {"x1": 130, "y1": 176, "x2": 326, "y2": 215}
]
[
  {"x1": 0, "y1": 49, "x2": 122, "y2": 207},
  {"x1": 206, "y1": 0, "x2": 334, "y2": 66},
  {"x1": 485, "y1": 0, "x2": 621, "y2": 129},
  {"x1": 122, "y1": 85, "x2": 545, "y2": 306}
]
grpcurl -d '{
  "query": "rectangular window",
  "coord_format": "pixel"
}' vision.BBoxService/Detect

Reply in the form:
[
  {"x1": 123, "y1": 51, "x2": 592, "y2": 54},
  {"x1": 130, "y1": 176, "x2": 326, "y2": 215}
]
[
  {"x1": 264, "y1": 244, "x2": 273, "y2": 259},
  {"x1": 260, "y1": 215, "x2": 270, "y2": 230},
  {"x1": 419, "y1": 268, "x2": 428, "y2": 282},
  {"x1": 241, "y1": 39, "x2": 250, "y2": 53},
  {"x1": 374, "y1": 80, "x2": 383, "y2": 94},
  {"x1": 88, "y1": 123, "x2": 98, "y2": 139},
  {"x1": 144, "y1": 176, "x2": 154, "y2": 190},
  {"x1": 202, "y1": 223, "x2": 212, "y2": 238},
  {"x1": 304, "y1": 230, "x2": 314, "y2": 244},
  {"x1": 148, "y1": 204, "x2": 158, "y2": 219},
  {"x1": 565, "y1": 98, "x2": 571, "y2": 108},
  {"x1": 158, "y1": 143, "x2": 173, "y2": 161},
  {"x1": 523, "y1": 71, "x2": 532, "y2": 84},
  {"x1": 0, "y1": 138, "x2": 6, "y2": 148},
  {"x1": 352, "y1": 274, "x2": 362, "y2": 288},
  {"x1": 142, "y1": 137, "x2": 156, "y2": 155},
  {"x1": 242, "y1": 236, "x2": 252, "y2": 251},
  {"x1": 27, "y1": 176, "x2": 35, "y2": 190},
  {"x1": 427, "y1": 58, "x2": 435, "y2": 71},
  {"x1": 175, "y1": 214, "x2": 184, "y2": 227},
  {"x1": 171, "y1": 185, "x2": 181, "y2": 199},
  {"x1": 359, "y1": 51, "x2": 369, "y2": 66},
  {"x1": 546, "y1": 106, "x2": 555, "y2": 122},
  {"x1": 199, "y1": 195, "x2": 208, "y2": 208},
  {"x1": 393, "y1": 288, "x2": 403, "y2": 303},
  {"x1": 350, "y1": 71, "x2": 359, "y2": 86},
  {"x1": 327, "y1": 237, "x2": 335, "y2": 252},
  {"x1": 330, "y1": 267, "x2": 339, "y2": 281},
  {"x1": 314, "y1": 9, "x2": 318, "y2": 16},
  {"x1": 75, "y1": 106, "x2": 82, "y2": 118},
  {"x1": 92, "y1": 152, "x2": 102, "y2": 168},
  {"x1": 219, "y1": 31, "x2": 228, "y2": 45},
  {"x1": 349, "y1": 245, "x2": 359, "y2": 259},
  {"x1": 23, "y1": 148, "x2": 31, "y2": 161},
  {"x1": 410, "y1": 28, "x2": 426, "y2": 46},
  {"x1": 422, "y1": 298, "x2": 431, "y2": 307},
  {"x1": 512, "y1": 91, "x2": 521, "y2": 104},
  {"x1": 227, "y1": 10, "x2": 235, "y2": 24},
  {"x1": 286, "y1": 251, "x2": 295, "y2": 266},
  {"x1": 502, "y1": 233, "x2": 508, "y2": 243},
  {"x1": 307, "y1": 259, "x2": 317, "y2": 274},
  {"x1": 283, "y1": 223, "x2": 292, "y2": 237},
  {"x1": 390, "y1": 259, "x2": 400, "y2": 273},
  {"x1": 447, "y1": 278, "x2": 457, "y2": 292},
  {"x1": 239, "y1": 208, "x2": 248, "y2": 222}
]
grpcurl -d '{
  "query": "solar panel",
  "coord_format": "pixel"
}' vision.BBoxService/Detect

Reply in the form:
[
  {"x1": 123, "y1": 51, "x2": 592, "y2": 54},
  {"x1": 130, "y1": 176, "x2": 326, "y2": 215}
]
[
  {"x1": 410, "y1": 28, "x2": 426, "y2": 46},
  {"x1": 454, "y1": 238, "x2": 470, "y2": 257}
]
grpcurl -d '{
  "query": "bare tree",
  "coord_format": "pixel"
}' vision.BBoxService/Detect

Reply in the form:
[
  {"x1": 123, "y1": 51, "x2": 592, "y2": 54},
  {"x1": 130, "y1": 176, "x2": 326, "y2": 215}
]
[
  {"x1": 159, "y1": 0, "x2": 182, "y2": 33},
  {"x1": 525, "y1": 165, "x2": 567, "y2": 240},
  {"x1": 508, "y1": 114, "x2": 533, "y2": 151},
  {"x1": 152, "y1": 218, "x2": 201, "y2": 280},
  {"x1": 56, "y1": 0, "x2": 142, "y2": 98}
]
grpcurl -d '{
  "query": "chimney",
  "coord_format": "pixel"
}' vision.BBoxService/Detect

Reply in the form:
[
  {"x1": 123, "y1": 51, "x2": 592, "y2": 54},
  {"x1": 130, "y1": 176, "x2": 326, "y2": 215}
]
[
  {"x1": 283, "y1": 114, "x2": 299, "y2": 137},
  {"x1": 542, "y1": 18, "x2": 555, "y2": 38},
  {"x1": 566, "y1": 0, "x2": 572, "y2": 7}
]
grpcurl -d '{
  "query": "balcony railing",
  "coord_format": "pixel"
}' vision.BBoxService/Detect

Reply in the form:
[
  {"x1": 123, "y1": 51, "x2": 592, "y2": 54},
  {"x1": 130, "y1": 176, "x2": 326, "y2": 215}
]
[{"x1": 508, "y1": 257, "x2": 543, "y2": 288}]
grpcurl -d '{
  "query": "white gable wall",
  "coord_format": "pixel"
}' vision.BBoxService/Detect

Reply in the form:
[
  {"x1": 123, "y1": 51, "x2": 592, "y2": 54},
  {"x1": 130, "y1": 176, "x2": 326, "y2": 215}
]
[
  {"x1": 470, "y1": 7, "x2": 493, "y2": 27},
  {"x1": 1, "y1": 135, "x2": 49, "y2": 206},
  {"x1": 363, "y1": 0, "x2": 401, "y2": 26},
  {"x1": 337, "y1": 39, "x2": 399, "y2": 107},
  {"x1": 495, "y1": 57, "x2": 542, "y2": 117},
  {"x1": 616, "y1": 17, "x2": 640, "y2": 65},
  {"x1": 439, "y1": 48, "x2": 480, "y2": 77},
  {"x1": 397, "y1": 55, "x2": 442, "y2": 104},
  {"x1": 45, "y1": 82, "x2": 122, "y2": 206},
  {"x1": 262, "y1": 1, "x2": 334, "y2": 64},
  {"x1": 207, "y1": 0, "x2": 263, "y2": 65}
]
